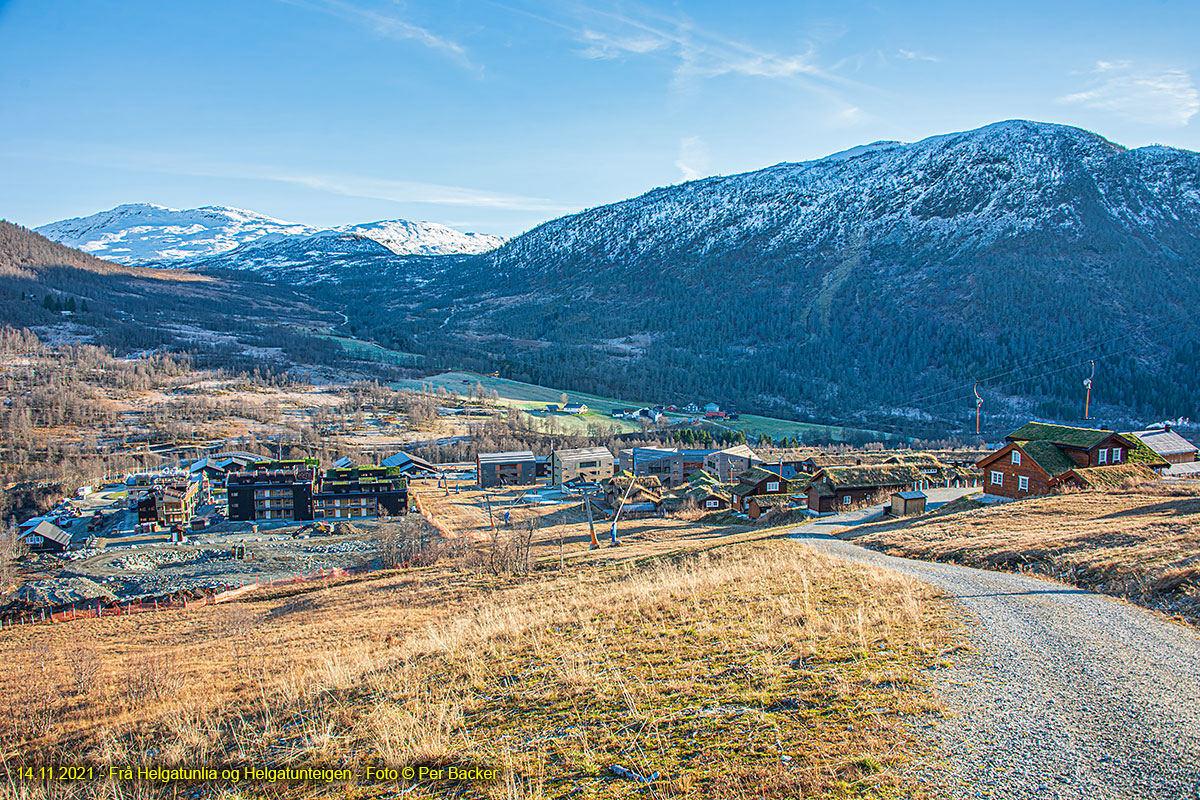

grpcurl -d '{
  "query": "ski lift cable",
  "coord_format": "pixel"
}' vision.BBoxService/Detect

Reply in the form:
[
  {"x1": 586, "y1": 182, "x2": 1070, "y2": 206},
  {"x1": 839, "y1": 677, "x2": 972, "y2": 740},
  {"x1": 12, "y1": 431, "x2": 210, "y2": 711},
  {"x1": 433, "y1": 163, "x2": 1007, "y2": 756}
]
[
  {"x1": 900, "y1": 312, "x2": 1184, "y2": 409},
  {"x1": 919, "y1": 324, "x2": 1194, "y2": 416}
]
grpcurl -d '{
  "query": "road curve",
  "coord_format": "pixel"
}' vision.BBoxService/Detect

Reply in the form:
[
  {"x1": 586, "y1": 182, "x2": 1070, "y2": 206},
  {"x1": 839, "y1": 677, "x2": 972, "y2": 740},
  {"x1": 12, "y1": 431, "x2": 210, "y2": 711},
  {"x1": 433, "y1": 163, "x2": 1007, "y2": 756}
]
[{"x1": 789, "y1": 521, "x2": 1200, "y2": 799}]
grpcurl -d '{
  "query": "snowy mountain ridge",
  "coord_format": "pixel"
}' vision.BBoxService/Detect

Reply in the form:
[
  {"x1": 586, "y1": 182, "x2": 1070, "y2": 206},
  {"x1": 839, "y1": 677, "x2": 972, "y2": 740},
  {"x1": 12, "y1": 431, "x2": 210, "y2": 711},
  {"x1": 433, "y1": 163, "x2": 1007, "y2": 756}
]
[{"x1": 34, "y1": 202, "x2": 504, "y2": 266}]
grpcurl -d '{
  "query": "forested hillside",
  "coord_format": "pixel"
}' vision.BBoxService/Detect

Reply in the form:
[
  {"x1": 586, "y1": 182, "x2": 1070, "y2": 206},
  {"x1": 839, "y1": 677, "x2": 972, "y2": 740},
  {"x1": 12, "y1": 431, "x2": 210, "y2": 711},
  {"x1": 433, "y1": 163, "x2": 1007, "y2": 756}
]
[{"x1": 333, "y1": 121, "x2": 1200, "y2": 437}]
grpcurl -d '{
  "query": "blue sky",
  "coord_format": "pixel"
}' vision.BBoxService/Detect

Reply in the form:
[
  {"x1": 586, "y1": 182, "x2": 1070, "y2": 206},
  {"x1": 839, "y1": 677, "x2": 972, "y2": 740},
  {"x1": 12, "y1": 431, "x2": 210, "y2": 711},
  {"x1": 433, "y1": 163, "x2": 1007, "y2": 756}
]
[{"x1": 2, "y1": 0, "x2": 1199, "y2": 237}]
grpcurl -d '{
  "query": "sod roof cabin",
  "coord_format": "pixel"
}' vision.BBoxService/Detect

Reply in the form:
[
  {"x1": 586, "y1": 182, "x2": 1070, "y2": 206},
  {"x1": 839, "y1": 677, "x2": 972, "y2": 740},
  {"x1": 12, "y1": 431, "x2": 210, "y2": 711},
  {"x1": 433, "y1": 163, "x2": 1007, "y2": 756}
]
[
  {"x1": 805, "y1": 464, "x2": 924, "y2": 513},
  {"x1": 604, "y1": 473, "x2": 665, "y2": 509},
  {"x1": 980, "y1": 422, "x2": 1157, "y2": 499},
  {"x1": 663, "y1": 471, "x2": 733, "y2": 511}
]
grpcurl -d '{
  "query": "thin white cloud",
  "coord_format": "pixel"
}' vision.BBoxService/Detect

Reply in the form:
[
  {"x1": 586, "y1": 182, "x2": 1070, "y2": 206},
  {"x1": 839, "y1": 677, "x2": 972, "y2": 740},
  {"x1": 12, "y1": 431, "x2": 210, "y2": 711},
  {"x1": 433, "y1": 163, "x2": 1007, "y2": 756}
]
[
  {"x1": 261, "y1": 168, "x2": 574, "y2": 212},
  {"x1": 578, "y1": 28, "x2": 666, "y2": 59},
  {"x1": 555, "y1": 4, "x2": 850, "y2": 87},
  {"x1": 1061, "y1": 60, "x2": 1199, "y2": 126},
  {"x1": 675, "y1": 136, "x2": 710, "y2": 181},
  {"x1": 12, "y1": 145, "x2": 575, "y2": 213},
  {"x1": 896, "y1": 48, "x2": 938, "y2": 62},
  {"x1": 280, "y1": 0, "x2": 480, "y2": 73}
]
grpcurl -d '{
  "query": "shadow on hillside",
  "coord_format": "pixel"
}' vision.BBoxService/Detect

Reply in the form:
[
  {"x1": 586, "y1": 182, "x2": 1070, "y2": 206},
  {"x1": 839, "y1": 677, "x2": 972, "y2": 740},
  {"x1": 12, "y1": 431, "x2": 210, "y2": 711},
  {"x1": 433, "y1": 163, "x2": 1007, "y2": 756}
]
[{"x1": 1095, "y1": 497, "x2": 1200, "y2": 521}]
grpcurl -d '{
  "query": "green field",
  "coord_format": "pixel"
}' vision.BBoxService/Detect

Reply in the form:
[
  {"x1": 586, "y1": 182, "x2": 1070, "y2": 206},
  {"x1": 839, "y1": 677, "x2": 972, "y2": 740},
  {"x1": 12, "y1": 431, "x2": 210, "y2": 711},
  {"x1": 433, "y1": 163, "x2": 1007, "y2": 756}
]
[
  {"x1": 392, "y1": 370, "x2": 899, "y2": 442},
  {"x1": 323, "y1": 334, "x2": 424, "y2": 365}
]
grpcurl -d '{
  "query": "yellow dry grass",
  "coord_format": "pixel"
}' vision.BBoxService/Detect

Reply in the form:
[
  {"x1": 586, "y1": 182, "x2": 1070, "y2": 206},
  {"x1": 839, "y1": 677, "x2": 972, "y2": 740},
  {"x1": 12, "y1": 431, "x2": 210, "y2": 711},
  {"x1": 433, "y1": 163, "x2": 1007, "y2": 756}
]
[
  {"x1": 0, "y1": 536, "x2": 960, "y2": 799},
  {"x1": 416, "y1": 485, "x2": 758, "y2": 564},
  {"x1": 849, "y1": 483, "x2": 1200, "y2": 622}
]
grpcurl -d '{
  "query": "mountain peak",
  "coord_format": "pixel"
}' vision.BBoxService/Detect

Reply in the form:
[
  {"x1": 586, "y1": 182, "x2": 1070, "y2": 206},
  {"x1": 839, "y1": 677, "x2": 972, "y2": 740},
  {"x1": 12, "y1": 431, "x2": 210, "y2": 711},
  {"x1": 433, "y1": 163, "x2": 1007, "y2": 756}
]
[{"x1": 34, "y1": 204, "x2": 504, "y2": 265}]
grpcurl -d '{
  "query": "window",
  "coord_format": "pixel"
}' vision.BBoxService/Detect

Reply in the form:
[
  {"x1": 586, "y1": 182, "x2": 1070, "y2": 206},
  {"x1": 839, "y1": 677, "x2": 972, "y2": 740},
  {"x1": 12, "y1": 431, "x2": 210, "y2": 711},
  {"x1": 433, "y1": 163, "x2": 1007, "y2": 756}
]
[
  {"x1": 1018, "y1": 476, "x2": 1029, "y2": 492},
  {"x1": 1011, "y1": 450, "x2": 1022, "y2": 465},
  {"x1": 843, "y1": 495, "x2": 852, "y2": 505},
  {"x1": 767, "y1": 481, "x2": 780, "y2": 492},
  {"x1": 706, "y1": 499, "x2": 719, "y2": 508},
  {"x1": 1098, "y1": 448, "x2": 1108, "y2": 465},
  {"x1": 1112, "y1": 447, "x2": 1122, "y2": 463},
  {"x1": 991, "y1": 470, "x2": 1003, "y2": 486}
]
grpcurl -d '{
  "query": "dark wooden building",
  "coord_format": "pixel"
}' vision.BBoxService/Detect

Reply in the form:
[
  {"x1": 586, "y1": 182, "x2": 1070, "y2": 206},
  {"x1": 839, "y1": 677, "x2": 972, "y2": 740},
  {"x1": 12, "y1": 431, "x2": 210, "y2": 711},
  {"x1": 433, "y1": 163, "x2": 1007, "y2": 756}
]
[
  {"x1": 313, "y1": 466, "x2": 408, "y2": 519},
  {"x1": 226, "y1": 459, "x2": 318, "y2": 522},
  {"x1": 805, "y1": 464, "x2": 922, "y2": 513},
  {"x1": 476, "y1": 451, "x2": 537, "y2": 487},
  {"x1": 731, "y1": 466, "x2": 808, "y2": 513},
  {"x1": 977, "y1": 423, "x2": 1145, "y2": 499}
]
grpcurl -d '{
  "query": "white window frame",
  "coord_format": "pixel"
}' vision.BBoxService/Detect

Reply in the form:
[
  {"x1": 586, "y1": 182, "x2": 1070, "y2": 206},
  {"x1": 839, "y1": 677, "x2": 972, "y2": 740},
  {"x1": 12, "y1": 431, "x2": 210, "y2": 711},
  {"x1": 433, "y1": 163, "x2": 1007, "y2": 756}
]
[
  {"x1": 990, "y1": 470, "x2": 1003, "y2": 486},
  {"x1": 766, "y1": 481, "x2": 780, "y2": 492},
  {"x1": 1098, "y1": 448, "x2": 1108, "y2": 465},
  {"x1": 1018, "y1": 476, "x2": 1029, "y2": 492},
  {"x1": 1112, "y1": 447, "x2": 1122, "y2": 463},
  {"x1": 706, "y1": 499, "x2": 719, "y2": 509},
  {"x1": 1011, "y1": 450, "x2": 1021, "y2": 465},
  {"x1": 843, "y1": 495, "x2": 852, "y2": 505}
]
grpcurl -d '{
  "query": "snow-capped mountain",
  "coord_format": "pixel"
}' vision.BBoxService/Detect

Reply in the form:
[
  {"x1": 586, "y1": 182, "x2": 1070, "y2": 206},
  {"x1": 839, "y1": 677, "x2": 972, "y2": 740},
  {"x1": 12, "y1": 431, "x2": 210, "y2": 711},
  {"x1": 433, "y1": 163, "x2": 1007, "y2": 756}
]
[
  {"x1": 422, "y1": 120, "x2": 1200, "y2": 432},
  {"x1": 35, "y1": 203, "x2": 318, "y2": 264},
  {"x1": 35, "y1": 203, "x2": 504, "y2": 266},
  {"x1": 337, "y1": 220, "x2": 503, "y2": 256},
  {"x1": 488, "y1": 119, "x2": 1200, "y2": 274}
]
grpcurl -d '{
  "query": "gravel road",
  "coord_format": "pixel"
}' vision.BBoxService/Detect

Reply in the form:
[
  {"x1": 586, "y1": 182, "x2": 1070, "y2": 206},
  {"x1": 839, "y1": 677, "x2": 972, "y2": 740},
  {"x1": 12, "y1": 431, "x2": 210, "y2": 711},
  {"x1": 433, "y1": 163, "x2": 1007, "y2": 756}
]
[{"x1": 790, "y1": 511, "x2": 1200, "y2": 799}]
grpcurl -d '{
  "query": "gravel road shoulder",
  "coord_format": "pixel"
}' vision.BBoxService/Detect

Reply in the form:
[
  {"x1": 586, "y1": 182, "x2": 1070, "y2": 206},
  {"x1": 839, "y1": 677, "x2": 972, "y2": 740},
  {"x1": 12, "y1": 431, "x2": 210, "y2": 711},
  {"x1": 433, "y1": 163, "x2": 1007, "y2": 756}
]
[{"x1": 789, "y1": 521, "x2": 1200, "y2": 799}]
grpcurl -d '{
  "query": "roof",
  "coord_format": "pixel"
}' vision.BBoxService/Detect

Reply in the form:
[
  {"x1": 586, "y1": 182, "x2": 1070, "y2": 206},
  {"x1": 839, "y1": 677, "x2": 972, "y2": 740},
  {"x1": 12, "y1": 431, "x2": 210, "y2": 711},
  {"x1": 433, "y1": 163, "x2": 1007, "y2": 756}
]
[
  {"x1": 1066, "y1": 463, "x2": 1160, "y2": 490},
  {"x1": 711, "y1": 444, "x2": 760, "y2": 461},
  {"x1": 1016, "y1": 440, "x2": 1079, "y2": 478},
  {"x1": 895, "y1": 490, "x2": 927, "y2": 499},
  {"x1": 332, "y1": 456, "x2": 354, "y2": 469},
  {"x1": 801, "y1": 454, "x2": 859, "y2": 468},
  {"x1": 552, "y1": 446, "x2": 613, "y2": 464},
  {"x1": 381, "y1": 451, "x2": 438, "y2": 472},
  {"x1": 1165, "y1": 461, "x2": 1200, "y2": 478},
  {"x1": 1129, "y1": 428, "x2": 1198, "y2": 458},
  {"x1": 22, "y1": 519, "x2": 71, "y2": 546},
  {"x1": 813, "y1": 464, "x2": 922, "y2": 490},
  {"x1": 883, "y1": 453, "x2": 944, "y2": 465},
  {"x1": 1123, "y1": 437, "x2": 1172, "y2": 469},
  {"x1": 477, "y1": 450, "x2": 535, "y2": 465},
  {"x1": 1007, "y1": 422, "x2": 1129, "y2": 450}
]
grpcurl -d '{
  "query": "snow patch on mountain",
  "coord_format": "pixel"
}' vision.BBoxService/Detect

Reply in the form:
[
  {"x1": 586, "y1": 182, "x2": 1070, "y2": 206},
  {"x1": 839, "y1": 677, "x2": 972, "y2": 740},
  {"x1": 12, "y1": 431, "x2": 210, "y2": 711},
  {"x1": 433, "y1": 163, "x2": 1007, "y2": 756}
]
[
  {"x1": 35, "y1": 203, "x2": 505, "y2": 266},
  {"x1": 35, "y1": 203, "x2": 318, "y2": 264}
]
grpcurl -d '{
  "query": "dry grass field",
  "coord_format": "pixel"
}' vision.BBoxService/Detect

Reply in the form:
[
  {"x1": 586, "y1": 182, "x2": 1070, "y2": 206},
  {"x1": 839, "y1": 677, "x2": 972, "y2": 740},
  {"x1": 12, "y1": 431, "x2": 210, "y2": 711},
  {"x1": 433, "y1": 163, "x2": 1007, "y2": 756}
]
[
  {"x1": 0, "y1": 534, "x2": 962, "y2": 799},
  {"x1": 846, "y1": 483, "x2": 1200, "y2": 623},
  {"x1": 415, "y1": 485, "x2": 759, "y2": 566}
]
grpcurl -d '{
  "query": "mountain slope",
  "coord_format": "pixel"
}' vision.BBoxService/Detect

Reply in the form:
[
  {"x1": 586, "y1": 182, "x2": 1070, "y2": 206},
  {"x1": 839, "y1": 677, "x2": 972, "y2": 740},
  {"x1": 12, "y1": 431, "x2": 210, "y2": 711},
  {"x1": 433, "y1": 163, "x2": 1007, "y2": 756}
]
[
  {"x1": 35, "y1": 203, "x2": 504, "y2": 267},
  {"x1": 345, "y1": 120, "x2": 1200, "y2": 436},
  {"x1": 35, "y1": 203, "x2": 317, "y2": 264},
  {"x1": 0, "y1": 220, "x2": 349, "y2": 371}
]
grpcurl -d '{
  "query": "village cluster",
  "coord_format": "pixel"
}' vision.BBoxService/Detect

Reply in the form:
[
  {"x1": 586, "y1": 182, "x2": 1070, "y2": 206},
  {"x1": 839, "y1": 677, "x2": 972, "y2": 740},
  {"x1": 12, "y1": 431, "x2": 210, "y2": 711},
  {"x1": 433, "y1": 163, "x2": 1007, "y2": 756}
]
[{"x1": 15, "y1": 420, "x2": 1199, "y2": 557}]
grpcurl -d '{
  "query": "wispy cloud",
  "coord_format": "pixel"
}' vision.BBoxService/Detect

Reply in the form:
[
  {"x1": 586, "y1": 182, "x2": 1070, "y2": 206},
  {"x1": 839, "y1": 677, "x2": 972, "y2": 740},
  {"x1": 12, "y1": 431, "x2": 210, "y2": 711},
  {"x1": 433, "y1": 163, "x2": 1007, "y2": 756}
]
[
  {"x1": 15, "y1": 145, "x2": 574, "y2": 213},
  {"x1": 280, "y1": 0, "x2": 480, "y2": 73},
  {"x1": 675, "y1": 136, "x2": 709, "y2": 181},
  {"x1": 896, "y1": 48, "x2": 938, "y2": 62},
  {"x1": 260, "y1": 167, "x2": 573, "y2": 212},
  {"x1": 574, "y1": 7, "x2": 835, "y2": 86},
  {"x1": 1061, "y1": 60, "x2": 1199, "y2": 126}
]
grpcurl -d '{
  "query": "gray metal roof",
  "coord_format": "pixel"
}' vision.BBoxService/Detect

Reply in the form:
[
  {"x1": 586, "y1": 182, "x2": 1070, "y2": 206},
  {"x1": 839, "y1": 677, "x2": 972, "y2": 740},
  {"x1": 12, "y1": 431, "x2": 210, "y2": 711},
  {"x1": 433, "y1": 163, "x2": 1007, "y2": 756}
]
[
  {"x1": 553, "y1": 446, "x2": 613, "y2": 464},
  {"x1": 477, "y1": 450, "x2": 535, "y2": 464},
  {"x1": 1130, "y1": 428, "x2": 1198, "y2": 457},
  {"x1": 23, "y1": 519, "x2": 71, "y2": 546},
  {"x1": 895, "y1": 490, "x2": 927, "y2": 499}
]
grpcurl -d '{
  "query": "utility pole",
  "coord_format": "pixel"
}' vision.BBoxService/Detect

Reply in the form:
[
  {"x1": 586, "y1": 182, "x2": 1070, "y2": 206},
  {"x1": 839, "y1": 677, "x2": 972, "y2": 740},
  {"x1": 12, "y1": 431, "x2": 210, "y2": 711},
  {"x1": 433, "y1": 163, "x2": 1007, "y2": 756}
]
[{"x1": 584, "y1": 490, "x2": 599, "y2": 550}]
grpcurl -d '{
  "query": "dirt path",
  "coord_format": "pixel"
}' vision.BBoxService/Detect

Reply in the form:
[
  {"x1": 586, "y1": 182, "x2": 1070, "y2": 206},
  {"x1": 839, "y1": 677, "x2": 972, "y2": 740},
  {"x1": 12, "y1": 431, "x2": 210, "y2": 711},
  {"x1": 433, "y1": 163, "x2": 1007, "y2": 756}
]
[{"x1": 789, "y1": 515, "x2": 1200, "y2": 799}]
